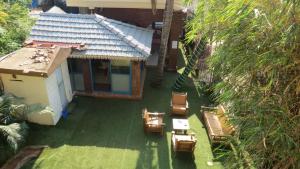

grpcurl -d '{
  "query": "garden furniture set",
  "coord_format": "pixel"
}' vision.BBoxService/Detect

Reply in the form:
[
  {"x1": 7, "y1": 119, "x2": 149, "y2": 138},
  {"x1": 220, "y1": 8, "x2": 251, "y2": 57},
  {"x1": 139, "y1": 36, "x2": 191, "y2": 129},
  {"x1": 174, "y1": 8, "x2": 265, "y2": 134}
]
[{"x1": 142, "y1": 92, "x2": 197, "y2": 156}]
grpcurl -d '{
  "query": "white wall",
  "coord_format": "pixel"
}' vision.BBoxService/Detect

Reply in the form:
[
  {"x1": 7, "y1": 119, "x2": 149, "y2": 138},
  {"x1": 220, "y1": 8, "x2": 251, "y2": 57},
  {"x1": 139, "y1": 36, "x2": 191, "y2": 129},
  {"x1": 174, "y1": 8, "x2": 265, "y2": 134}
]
[
  {"x1": 45, "y1": 63, "x2": 73, "y2": 125},
  {"x1": 1, "y1": 61, "x2": 72, "y2": 125},
  {"x1": 67, "y1": 0, "x2": 184, "y2": 11},
  {"x1": 45, "y1": 71, "x2": 62, "y2": 124},
  {"x1": 61, "y1": 60, "x2": 73, "y2": 102}
]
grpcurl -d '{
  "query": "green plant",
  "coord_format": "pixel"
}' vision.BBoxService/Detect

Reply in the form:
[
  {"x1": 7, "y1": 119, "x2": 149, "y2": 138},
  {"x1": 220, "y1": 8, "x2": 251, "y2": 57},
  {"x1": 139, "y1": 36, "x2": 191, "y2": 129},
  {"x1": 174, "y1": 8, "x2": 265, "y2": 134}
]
[
  {"x1": 186, "y1": 0, "x2": 300, "y2": 168},
  {"x1": 0, "y1": 1, "x2": 33, "y2": 56},
  {"x1": 0, "y1": 122, "x2": 28, "y2": 152},
  {"x1": 0, "y1": 96, "x2": 29, "y2": 165},
  {"x1": 0, "y1": 96, "x2": 13, "y2": 124}
]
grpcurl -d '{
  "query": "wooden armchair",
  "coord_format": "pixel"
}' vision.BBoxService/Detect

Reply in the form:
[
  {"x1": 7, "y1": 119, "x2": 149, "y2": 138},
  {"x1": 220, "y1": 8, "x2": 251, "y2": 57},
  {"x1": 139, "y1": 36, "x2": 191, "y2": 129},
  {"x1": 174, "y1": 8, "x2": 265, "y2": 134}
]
[
  {"x1": 170, "y1": 92, "x2": 189, "y2": 116},
  {"x1": 142, "y1": 108, "x2": 165, "y2": 136},
  {"x1": 202, "y1": 105, "x2": 235, "y2": 144},
  {"x1": 171, "y1": 131, "x2": 197, "y2": 156}
]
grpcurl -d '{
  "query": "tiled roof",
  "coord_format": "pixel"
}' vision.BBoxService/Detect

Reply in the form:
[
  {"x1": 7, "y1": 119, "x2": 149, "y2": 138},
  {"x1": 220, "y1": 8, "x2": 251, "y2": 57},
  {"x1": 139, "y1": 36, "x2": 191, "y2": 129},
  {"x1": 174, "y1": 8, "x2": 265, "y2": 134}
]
[{"x1": 29, "y1": 9, "x2": 154, "y2": 60}]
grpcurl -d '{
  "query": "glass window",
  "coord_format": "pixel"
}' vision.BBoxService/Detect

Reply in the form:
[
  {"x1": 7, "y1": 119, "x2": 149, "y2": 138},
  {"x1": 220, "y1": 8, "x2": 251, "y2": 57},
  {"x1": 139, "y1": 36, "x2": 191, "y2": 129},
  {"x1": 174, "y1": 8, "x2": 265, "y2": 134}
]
[
  {"x1": 67, "y1": 58, "x2": 84, "y2": 91},
  {"x1": 91, "y1": 59, "x2": 111, "y2": 92},
  {"x1": 68, "y1": 58, "x2": 83, "y2": 73},
  {"x1": 111, "y1": 66, "x2": 130, "y2": 74},
  {"x1": 111, "y1": 60, "x2": 130, "y2": 74}
]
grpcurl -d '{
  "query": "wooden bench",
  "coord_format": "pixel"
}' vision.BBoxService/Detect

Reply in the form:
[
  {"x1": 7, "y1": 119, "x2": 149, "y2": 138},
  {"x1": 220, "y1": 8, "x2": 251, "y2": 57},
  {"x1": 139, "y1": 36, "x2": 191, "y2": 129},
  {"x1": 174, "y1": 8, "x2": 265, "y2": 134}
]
[{"x1": 202, "y1": 105, "x2": 235, "y2": 144}]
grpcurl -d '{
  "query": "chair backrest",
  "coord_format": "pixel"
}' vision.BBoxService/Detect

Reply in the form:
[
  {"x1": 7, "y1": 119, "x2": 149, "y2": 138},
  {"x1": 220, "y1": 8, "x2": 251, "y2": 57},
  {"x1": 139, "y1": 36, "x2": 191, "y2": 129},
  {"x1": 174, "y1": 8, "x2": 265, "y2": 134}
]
[
  {"x1": 143, "y1": 108, "x2": 149, "y2": 123},
  {"x1": 176, "y1": 139, "x2": 196, "y2": 151},
  {"x1": 216, "y1": 105, "x2": 226, "y2": 115},
  {"x1": 216, "y1": 105, "x2": 235, "y2": 135},
  {"x1": 172, "y1": 92, "x2": 187, "y2": 105}
]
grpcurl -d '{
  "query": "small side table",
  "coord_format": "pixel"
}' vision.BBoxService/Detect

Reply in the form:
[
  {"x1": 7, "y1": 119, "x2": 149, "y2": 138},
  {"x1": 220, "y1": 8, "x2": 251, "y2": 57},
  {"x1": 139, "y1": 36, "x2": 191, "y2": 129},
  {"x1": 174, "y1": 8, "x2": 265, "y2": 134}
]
[{"x1": 172, "y1": 118, "x2": 190, "y2": 134}]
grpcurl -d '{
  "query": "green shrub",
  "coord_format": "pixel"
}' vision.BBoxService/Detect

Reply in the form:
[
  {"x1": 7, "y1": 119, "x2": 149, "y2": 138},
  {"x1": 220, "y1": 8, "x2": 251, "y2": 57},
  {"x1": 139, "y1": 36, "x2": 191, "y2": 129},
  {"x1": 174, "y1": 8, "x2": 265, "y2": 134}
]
[
  {"x1": 0, "y1": 96, "x2": 29, "y2": 165},
  {"x1": 0, "y1": 1, "x2": 33, "y2": 56}
]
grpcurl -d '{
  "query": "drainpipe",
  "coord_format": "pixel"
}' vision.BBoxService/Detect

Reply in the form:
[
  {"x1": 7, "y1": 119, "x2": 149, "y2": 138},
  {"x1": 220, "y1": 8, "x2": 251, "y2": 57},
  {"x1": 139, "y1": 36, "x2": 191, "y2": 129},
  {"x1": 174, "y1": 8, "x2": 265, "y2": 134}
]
[{"x1": 0, "y1": 76, "x2": 4, "y2": 96}]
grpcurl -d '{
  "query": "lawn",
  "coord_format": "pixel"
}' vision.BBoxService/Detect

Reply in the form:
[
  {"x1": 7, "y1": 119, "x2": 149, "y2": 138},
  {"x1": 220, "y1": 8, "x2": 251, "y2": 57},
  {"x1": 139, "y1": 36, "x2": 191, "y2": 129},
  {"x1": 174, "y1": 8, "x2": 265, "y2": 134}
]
[{"x1": 22, "y1": 52, "x2": 223, "y2": 169}]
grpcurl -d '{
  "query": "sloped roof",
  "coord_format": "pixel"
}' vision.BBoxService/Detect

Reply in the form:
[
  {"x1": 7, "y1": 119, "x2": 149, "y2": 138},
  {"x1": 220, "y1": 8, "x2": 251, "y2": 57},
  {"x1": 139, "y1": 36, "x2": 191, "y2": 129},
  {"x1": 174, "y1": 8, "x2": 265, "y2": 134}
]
[
  {"x1": 29, "y1": 8, "x2": 154, "y2": 60},
  {"x1": 46, "y1": 6, "x2": 67, "y2": 14}
]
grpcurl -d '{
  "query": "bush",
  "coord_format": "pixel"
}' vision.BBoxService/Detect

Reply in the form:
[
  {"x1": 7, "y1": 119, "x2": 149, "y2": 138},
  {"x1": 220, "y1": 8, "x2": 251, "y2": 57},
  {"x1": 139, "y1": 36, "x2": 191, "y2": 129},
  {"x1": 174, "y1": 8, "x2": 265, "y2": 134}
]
[
  {"x1": 0, "y1": 1, "x2": 33, "y2": 56},
  {"x1": 0, "y1": 96, "x2": 29, "y2": 165}
]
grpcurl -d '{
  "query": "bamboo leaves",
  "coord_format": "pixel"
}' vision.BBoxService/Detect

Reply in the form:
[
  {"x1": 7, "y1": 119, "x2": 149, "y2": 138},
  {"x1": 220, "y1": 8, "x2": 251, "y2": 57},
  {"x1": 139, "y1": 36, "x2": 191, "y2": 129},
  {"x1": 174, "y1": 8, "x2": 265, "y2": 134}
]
[{"x1": 187, "y1": 0, "x2": 300, "y2": 168}]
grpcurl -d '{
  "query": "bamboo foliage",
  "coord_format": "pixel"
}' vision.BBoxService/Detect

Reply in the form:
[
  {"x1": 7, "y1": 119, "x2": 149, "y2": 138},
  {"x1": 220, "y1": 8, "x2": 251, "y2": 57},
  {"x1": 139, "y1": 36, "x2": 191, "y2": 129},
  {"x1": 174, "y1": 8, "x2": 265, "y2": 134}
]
[{"x1": 186, "y1": 0, "x2": 300, "y2": 168}]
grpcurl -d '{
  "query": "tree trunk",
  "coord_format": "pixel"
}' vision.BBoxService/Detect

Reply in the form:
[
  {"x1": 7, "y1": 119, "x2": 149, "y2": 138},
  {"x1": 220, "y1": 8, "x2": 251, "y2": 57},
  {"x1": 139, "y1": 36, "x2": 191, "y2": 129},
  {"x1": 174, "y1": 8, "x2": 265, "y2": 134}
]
[{"x1": 151, "y1": 0, "x2": 174, "y2": 87}]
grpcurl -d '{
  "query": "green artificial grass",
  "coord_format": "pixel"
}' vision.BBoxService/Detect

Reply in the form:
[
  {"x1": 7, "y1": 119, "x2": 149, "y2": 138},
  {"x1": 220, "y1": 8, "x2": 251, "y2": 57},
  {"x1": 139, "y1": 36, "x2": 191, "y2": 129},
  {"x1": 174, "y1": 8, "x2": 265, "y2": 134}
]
[
  {"x1": 22, "y1": 47, "x2": 224, "y2": 169},
  {"x1": 22, "y1": 70, "x2": 223, "y2": 169}
]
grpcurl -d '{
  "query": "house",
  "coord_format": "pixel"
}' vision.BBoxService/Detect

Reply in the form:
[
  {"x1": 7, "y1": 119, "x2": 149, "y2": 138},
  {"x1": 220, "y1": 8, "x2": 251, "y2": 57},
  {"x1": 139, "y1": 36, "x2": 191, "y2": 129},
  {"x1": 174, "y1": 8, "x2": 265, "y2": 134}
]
[
  {"x1": 0, "y1": 46, "x2": 72, "y2": 125},
  {"x1": 28, "y1": 7, "x2": 154, "y2": 99},
  {"x1": 65, "y1": 0, "x2": 186, "y2": 71}
]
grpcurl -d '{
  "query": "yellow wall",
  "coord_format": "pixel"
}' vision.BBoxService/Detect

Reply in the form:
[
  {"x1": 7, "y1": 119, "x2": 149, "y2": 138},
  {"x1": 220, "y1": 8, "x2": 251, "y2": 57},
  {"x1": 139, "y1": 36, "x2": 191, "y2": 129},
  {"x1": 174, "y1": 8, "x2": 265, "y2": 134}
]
[
  {"x1": 1, "y1": 74, "x2": 49, "y2": 105},
  {"x1": 67, "y1": 0, "x2": 184, "y2": 11}
]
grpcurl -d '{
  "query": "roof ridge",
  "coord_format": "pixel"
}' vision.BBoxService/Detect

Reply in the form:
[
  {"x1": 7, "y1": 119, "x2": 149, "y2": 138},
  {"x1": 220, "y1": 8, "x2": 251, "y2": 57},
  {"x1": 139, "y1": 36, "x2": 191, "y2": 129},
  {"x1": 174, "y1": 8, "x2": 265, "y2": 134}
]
[
  {"x1": 95, "y1": 14, "x2": 152, "y2": 33},
  {"x1": 41, "y1": 12, "x2": 94, "y2": 19},
  {"x1": 94, "y1": 15, "x2": 150, "y2": 57}
]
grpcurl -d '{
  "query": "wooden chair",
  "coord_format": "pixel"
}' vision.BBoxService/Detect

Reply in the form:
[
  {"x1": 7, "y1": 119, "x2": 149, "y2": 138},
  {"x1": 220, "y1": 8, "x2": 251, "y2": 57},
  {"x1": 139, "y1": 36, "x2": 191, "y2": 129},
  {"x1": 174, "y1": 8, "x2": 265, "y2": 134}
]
[
  {"x1": 142, "y1": 108, "x2": 165, "y2": 136},
  {"x1": 170, "y1": 92, "x2": 189, "y2": 116},
  {"x1": 202, "y1": 105, "x2": 235, "y2": 144},
  {"x1": 171, "y1": 131, "x2": 197, "y2": 156}
]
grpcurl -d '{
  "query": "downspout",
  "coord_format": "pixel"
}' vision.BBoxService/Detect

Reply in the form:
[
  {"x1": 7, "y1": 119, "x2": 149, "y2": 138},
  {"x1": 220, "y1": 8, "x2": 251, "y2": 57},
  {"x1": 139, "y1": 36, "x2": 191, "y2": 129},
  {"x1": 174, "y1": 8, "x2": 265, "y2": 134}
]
[{"x1": 0, "y1": 76, "x2": 4, "y2": 96}]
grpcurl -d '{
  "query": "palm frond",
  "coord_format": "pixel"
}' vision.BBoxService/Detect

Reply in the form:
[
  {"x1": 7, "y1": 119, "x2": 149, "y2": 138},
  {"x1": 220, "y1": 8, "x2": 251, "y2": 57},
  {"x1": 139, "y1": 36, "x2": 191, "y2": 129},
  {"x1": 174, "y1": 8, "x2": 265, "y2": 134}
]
[{"x1": 0, "y1": 122, "x2": 28, "y2": 152}]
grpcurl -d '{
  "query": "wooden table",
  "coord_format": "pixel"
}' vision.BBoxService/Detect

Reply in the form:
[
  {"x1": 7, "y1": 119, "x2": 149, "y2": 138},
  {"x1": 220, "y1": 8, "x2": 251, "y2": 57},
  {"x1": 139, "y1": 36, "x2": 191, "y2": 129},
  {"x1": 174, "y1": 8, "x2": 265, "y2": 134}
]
[{"x1": 172, "y1": 118, "x2": 190, "y2": 134}]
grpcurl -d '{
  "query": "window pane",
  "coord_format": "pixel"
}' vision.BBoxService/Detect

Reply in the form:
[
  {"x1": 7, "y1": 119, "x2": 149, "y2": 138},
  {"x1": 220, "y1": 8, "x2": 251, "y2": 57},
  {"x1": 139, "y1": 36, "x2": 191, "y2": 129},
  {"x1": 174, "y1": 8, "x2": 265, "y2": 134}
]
[{"x1": 111, "y1": 66, "x2": 130, "y2": 74}]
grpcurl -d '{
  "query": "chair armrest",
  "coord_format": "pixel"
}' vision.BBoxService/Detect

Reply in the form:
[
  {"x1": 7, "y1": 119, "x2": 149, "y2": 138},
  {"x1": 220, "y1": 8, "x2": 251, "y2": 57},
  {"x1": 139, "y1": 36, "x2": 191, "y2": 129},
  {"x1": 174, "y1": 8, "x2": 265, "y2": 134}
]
[
  {"x1": 201, "y1": 106, "x2": 218, "y2": 115},
  {"x1": 201, "y1": 106, "x2": 218, "y2": 110},
  {"x1": 146, "y1": 123, "x2": 165, "y2": 126},
  {"x1": 147, "y1": 112, "x2": 165, "y2": 116},
  {"x1": 211, "y1": 134, "x2": 230, "y2": 140},
  {"x1": 186, "y1": 101, "x2": 189, "y2": 109},
  {"x1": 170, "y1": 100, "x2": 173, "y2": 107}
]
